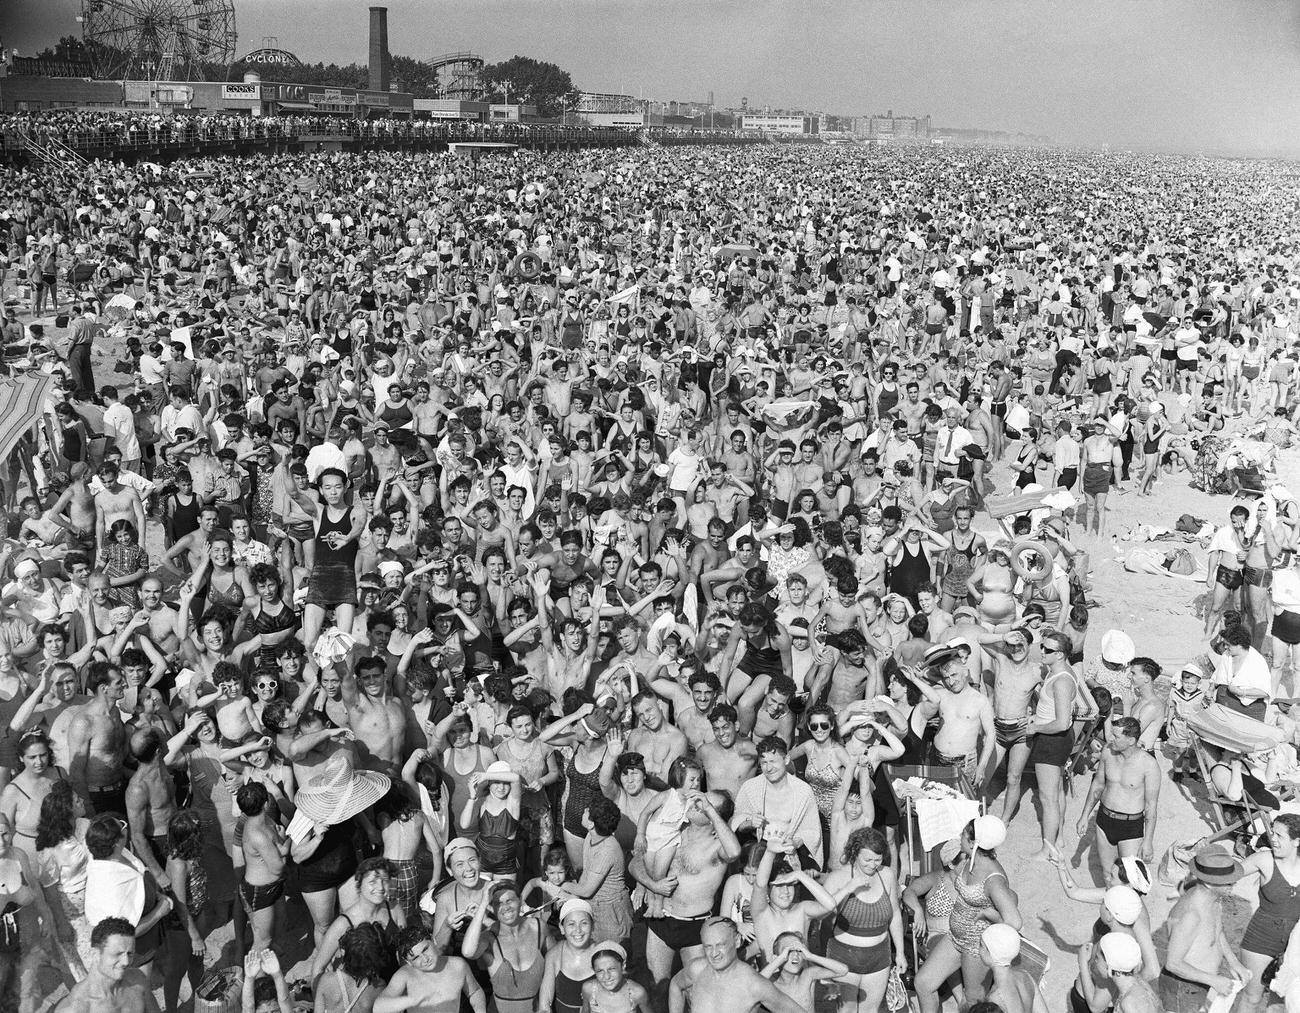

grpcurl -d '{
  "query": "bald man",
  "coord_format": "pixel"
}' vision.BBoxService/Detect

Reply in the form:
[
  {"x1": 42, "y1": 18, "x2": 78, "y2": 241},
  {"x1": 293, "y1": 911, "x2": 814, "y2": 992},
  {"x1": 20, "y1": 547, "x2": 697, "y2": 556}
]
[{"x1": 125, "y1": 728, "x2": 178, "y2": 889}]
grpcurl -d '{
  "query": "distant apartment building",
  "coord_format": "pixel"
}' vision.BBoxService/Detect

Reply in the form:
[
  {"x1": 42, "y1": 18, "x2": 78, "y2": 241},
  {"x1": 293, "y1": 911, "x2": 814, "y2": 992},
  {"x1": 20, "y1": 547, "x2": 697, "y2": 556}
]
[
  {"x1": 577, "y1": 91, "x2": 643, "y2": 114},
  {"x1": 856, "y1": 110, "x2": 932, "y2": 141},
  {"x1": 740, "y1": 113, "x2": 819, "y2": 135}
]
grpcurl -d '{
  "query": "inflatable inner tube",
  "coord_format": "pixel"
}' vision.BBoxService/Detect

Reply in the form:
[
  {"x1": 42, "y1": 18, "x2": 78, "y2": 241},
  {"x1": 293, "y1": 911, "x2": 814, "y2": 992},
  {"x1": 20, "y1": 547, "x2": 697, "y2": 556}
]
[
  {"x1": 1010, "y1": 538, "x2": 1052, "y2": 583},
  {"x1": 512, "y1": 252, "x2": 542, "y2": 280}
]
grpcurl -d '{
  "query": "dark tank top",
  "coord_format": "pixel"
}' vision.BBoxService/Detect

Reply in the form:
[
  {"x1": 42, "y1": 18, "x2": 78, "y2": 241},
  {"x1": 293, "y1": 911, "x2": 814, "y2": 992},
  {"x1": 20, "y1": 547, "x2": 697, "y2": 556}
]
[{"x1": 315, "y1": 507, "x2": 358, "y2": 568}]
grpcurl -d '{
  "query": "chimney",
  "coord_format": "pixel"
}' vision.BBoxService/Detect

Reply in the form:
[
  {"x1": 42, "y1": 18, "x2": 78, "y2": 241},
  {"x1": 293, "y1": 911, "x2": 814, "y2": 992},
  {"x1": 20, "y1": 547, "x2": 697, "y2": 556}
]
[{"x1": 368, "y1": 6, "x2": 390, "y2": 93}]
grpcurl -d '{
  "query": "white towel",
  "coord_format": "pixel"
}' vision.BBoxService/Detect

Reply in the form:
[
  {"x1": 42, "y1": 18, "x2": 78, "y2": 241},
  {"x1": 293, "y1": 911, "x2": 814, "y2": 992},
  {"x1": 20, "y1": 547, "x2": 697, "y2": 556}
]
[{"x1": 84, "y1": 855, "x2": 145, "y2": 927}]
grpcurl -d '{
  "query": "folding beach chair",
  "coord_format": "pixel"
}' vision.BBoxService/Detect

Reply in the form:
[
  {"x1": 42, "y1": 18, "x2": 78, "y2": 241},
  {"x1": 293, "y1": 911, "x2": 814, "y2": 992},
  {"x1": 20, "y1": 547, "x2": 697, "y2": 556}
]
[
  {"x1": 1187, "y1": 728, "x2": 1279, "y2": 846},
  {"x1": 1063, "y1": 715, "x2": 1104, "y2": 797},
  {"x1": 1233, "y1": 467, "x2": 1267, "y2": 498}
]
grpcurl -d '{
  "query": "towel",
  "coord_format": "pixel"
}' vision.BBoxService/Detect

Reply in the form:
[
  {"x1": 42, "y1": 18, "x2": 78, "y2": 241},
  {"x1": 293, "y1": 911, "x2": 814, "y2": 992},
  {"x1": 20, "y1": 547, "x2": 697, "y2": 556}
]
[
  {"x1": 85, "y1": 855, "x2": 145, "y2": 927},
  {"x1": 313, "y1": 628, "x2": 356, "y2": 667}
]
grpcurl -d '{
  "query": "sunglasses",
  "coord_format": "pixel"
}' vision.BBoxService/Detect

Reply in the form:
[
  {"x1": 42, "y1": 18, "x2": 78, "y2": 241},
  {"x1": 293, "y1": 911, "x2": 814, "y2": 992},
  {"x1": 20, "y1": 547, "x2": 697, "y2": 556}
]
[{"x1": 808, "y1": 721, "x2": 832, "y2": 731}]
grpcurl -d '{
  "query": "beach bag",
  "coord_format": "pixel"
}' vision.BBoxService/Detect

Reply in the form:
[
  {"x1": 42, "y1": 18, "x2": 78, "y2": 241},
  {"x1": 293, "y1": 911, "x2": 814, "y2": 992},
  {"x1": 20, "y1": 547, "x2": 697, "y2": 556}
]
[
  {"x1": 194, "y1": 967, "x2": 241, "y2": 1013},
  {"x1": 1158, "y1": 837, "x2": 1207, "y2": 887},
  {"x1": 1175, "y1": 513, "x2": 1204, "y2": 534},
  {"x1": 885, "y1": 966, "x2": 909, "y2": 1011},
  {"x1": 1163, "y1": 548, "x2": 1196, "y2": 575}
]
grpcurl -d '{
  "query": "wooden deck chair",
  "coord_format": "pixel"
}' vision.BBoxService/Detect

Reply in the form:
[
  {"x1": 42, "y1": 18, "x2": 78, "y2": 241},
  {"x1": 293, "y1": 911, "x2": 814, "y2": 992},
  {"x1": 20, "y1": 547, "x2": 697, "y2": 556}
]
[
  {"x1": 1187, "y1": 728, "x2": 1277, "y2": 845},
  {"x1": 1016, "y1": 935, "x2": 1052, "y2": 1011},
  {"x1": 1233, "y1": 467, "x2": 1267, "y2": 498}
]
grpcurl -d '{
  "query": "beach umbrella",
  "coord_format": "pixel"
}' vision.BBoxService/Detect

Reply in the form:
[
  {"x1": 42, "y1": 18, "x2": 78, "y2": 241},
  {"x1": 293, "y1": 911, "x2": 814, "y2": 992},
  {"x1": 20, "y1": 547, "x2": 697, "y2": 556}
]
[
  {"x1": 1142, "y1": 311, "x2": 1168, "y2": 329},
  {"x1": 68, "y1": 263, "x2": 97, "y2": 284},
  {"x1": 0, "y1": 372, "x2": 54, "y2": 462}
]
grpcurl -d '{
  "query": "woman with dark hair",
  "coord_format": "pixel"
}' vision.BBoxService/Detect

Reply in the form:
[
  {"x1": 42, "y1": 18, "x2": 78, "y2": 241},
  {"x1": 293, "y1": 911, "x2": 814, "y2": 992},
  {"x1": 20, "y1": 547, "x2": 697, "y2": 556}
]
[
  {"x1": 309, "y1": 857, "x2": 403, "y2": 991},
  {"x1": 161, "y1": 810, "x2": 208, "y2": 1013},
  {"x1": 788, "y1": 703, "x2": 851, "y2": 824},
  {"x1": 1237, "y1": 813, "x2": 1300, "y2": 1013},
  {"x1": 101, "y1": 518, "x2": 149, "y2": 608},
  {"x1": 820, "y1": 826, "x2": 905, "y2": 1013},
  {"x1": 377, "y1": 784, "x2": 440, "y2": 925},
  {"x1": 236, "y1": 562, "x2": 300, "y2": 676},
  {"x1": 719, "y1": 601, "x2": 793, "y2": 703},
  {"x1": 554, "y1": 794, "x2": 633, "y2": 945},
  {"x1": 313, "y1": 922, "x2": 387, "y2": 1013},
  {"x1": 0, "y1": 730, "x2": 66, "y2": 858},
  {"x1": 32, "y1": 780, "x2": 88, "y2": 979}
]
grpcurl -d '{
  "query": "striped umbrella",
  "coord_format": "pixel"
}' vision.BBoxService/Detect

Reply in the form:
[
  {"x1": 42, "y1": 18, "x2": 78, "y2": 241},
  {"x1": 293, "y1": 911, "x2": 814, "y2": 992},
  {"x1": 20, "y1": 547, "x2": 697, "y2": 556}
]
[{"x1": 0, "y1": 372, "x2": 54, "y2": 462}]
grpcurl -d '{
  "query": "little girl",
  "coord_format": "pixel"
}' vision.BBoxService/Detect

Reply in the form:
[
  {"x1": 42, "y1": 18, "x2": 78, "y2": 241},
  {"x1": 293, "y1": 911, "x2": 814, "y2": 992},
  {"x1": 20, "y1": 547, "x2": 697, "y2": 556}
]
[
  {"x1": 459, "y1": 762, "x2": 521, "y2": 881},
  {"x1": 522, "y1": 846, "x2": 577, "y2": 937},
  {"x1": 101, "y1": 519, "x2": 148, "y2": 608},
  {"x1": 633, "y1": 757, "x2": 699, "y2": 915}
]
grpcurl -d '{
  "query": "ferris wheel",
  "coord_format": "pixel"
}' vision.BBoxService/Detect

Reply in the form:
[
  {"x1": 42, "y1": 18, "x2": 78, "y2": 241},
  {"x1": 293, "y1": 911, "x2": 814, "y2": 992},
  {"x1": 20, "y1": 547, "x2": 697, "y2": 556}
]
[{"x1": 79, "y1": 0, "x2": 237, "y2": 81}]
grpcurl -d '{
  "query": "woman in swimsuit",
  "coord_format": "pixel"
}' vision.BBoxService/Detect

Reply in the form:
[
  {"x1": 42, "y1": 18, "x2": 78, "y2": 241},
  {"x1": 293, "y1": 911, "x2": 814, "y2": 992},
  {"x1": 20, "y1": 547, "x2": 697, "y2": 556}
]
[
  {"x1": 538, "y1": 899, "x2": 596, "y2": 1013},
  {"x1": 0, "y1": 731, "x2": 65, "y2": 859},
  {"x1": 1010, "y1": 428, "x2": 1039, "y2": 490},
  {"x1": 821, "y1": 827, "x2": 906, "y2": 1013},
  {"x1": 192, "y1": 534, "x2": 255, "y2": 626},
  {"x1": 1237, "y1": 814, "x2": 1300, "y2": 1013},
  {"x1": 787, "y1": 703, "x2": 851, "y2": 828},
  {"x1": 310, "y1": 857, "x2": 404, "y2": 991},
  {"x1": 967, "y1": 546, "x2": 1019, "y2": 626},
  {"x1": 463, "y1": 881, "x2": 550, "y2": 1013},
  {"x1": 581, "y1": 944, "x2": 652, "y2": 1013},
  {"x1": 915, "y1": 817, "x2": 1022, "y2": 1013},
  {"x1": 312, "y1": 922, "x2": 386, "y2": 1013}
]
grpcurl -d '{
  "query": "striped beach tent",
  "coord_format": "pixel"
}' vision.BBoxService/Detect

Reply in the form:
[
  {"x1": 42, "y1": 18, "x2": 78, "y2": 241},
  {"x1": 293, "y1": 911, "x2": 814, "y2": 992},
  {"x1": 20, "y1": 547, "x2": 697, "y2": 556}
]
[{"x1": 0, "y1": 372, "x2": 55, "y2": 461}]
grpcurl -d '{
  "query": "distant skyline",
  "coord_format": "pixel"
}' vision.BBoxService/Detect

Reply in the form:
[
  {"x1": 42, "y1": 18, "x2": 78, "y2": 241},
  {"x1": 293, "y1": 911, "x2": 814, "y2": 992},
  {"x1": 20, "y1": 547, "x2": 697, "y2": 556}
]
[{"x1": 4, "y1": 0, "x2": 1300, "y2": 156}]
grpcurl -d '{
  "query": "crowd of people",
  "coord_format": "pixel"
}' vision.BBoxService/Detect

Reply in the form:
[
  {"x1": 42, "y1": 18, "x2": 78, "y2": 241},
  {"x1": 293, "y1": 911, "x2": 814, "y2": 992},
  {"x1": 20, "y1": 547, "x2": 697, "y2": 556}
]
[{"x1": 0, "y1": 120, "x2": 1298, "y2": 1013}]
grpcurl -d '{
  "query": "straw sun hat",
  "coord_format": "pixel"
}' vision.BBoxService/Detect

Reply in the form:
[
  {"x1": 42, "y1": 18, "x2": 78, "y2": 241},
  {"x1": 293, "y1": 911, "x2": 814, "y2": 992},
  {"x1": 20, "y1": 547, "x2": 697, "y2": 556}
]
[{"x1": 294, "y1": 752, "x2": 391, "y2": 826}]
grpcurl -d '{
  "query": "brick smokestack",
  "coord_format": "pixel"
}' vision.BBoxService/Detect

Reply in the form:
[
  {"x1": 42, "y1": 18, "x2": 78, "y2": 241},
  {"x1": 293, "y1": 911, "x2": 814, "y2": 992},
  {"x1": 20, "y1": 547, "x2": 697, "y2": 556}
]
[{"x1": 368, "y1": 6, "x2": 390, "y2": 93}]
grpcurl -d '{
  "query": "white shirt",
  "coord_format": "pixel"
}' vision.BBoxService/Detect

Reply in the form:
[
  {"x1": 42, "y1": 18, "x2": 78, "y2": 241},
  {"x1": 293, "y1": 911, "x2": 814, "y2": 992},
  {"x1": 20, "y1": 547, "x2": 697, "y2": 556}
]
[
  {"x1": 1213, "y1": 648, "x2": 1273, "y2": 704},
  {"x1": 160, "y1": 403, "x2": 204, "y2": 442},
  {"x1": 934, "y1": 425, "x2": 972, "y2": 467},
  {"x1": 102, "y1": 402, "x2": 140, "y2": 460},
  {"x1": 305, "y1": 443, "x2": 348, "y2": 483}
]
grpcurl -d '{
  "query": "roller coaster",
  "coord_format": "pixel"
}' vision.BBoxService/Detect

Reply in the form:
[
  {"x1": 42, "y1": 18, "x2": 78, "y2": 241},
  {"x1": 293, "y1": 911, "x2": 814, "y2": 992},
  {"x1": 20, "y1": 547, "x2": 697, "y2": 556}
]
[{"x1": 425, "y1": 52, "x2": 484, "y2": 100}]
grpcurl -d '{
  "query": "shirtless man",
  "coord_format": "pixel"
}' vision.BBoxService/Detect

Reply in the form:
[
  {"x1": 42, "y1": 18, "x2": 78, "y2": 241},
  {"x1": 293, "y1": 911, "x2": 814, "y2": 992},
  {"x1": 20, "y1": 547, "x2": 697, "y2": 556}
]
[
  {"x1": 806, "y1": 631, "x2": 881, "y2": 711},
  {"x1": 980, "y1": 924, "x2": 1047, "y2": 1013},
  {"x1": 66, "y1": 662, "x2": 129, "y2": 815},
  {"x1": 378, "y1": 925, "x2": 487, "y2": 1013},
  {"x1": 696, "y1": 705, "x2": 759, "y2": 800},
  {"x1": 159, "y1": 503, "x2": 218, "y2": 578},
  {"x1": 58, "y1": 916, "x2": 162, "y2": 1013},
  {"x1": 9, "y1": 662, "x2": 86, "y2": 768},
  {"x1": 628, "y1": 692, "x2": 687, "y2": 786},
  {"x1": 93, "y1": 460, "x2": 147, "y2": 558},
  {"x1": 124, "y1": 729, "x2": 177, "y2": 887},
  {"x1": 1078, "y1": 422, "x2": 1120, "y2": 536},
  {"x1": 1078, "y1": 716, "x2": 1160, "y2": 877},
  {"x1": 237, "y1": 781, "x2": 288, "y2": 954},
  {"x1": 633, "y1": 789, "x2": 742, "y2": 992},
  {"x1": 1128, "y1": 658, "x2": 1165, "y2": 751},
  {"x1": 977, "y1": 629, "x2": 1046, "y2": 821},
  {"x1": 340, "y1": 656, "x2": 405, "y2": 774},
  {"x1": 989, "y1": 362, "x2": 1015, "y2": 460},
  {"x1": 44, "y1": 462, "x2": 97, "y2": 557},
  {"x1": 669, "y1": 917, "x2": 805, "y2": 1013},
  {"x1": 137, "y1": 578, "x2": 181, "y2": 654},
  {"x1": 904, "y1": 650, "x2": 996, "y2": 787},
  {"x1": 738, "y1": 675, "x2": 799, "y2": 746},
  {"x1": 649, "y1": 669, "x2": 720, "y2": 750},
  {"x1": 963, "y1": 391, "x2": 994, "y2": 507}
]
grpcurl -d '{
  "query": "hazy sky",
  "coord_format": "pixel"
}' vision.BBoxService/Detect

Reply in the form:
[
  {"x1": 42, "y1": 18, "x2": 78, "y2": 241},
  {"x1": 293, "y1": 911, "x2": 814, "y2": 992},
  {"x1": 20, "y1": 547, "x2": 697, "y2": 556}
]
[{"x1": 5, "y1": 0, "x2": 1300, "y2": 156}]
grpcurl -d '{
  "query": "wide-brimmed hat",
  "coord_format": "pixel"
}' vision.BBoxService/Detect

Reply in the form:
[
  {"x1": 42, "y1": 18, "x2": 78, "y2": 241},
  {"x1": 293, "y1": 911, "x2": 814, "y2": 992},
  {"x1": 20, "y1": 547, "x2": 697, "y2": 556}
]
[
  {"x1": 294, "y1": 752, "x2": 390, "y2": 826},
  {"x1": 1190, "y1": 848, "x2": 1243, "y2": 886},
  {"x1": 1100, "y1": 630, "x2": 1136, "y2": 665}
]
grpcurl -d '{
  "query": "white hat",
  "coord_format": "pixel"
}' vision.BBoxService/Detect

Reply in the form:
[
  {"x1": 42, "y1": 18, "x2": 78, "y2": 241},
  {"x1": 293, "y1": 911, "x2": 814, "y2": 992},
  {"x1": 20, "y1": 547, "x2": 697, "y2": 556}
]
[
  {"x1": 559, "y1": 898, "x2": 593, "y2": 923},
  {"x1": 378, "y1": 560, "x2": 405, "y2": 578},
  {"x1": 293, "y1": 752, "x2": 391, "y2": 826},
  {"x1": 1098, "y1": 931, "x2": 1143, "y2": 973},
  {"x1": 1100, "y1": 630, "x2": 1136, "y2": 665},
  {"x1": 981, "y1": 924, "x2": 1020, "y2": 966},
  {"x1": 972, "y1": 815, "x2": 1007, "y2": 851},
  {"x1": 1103, "y1": 885, "x2": 1143, "y2": 926}
]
